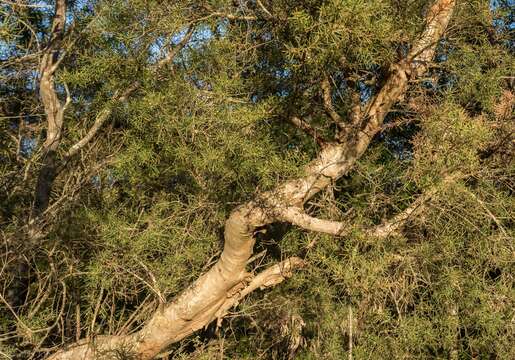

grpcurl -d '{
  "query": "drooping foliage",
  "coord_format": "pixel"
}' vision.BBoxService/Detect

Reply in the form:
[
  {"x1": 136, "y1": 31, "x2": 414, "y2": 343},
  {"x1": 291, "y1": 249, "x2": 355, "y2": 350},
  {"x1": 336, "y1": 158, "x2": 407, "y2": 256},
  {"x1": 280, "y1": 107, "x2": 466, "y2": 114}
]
[{"x1": 0, "y1": 0, "x2": 513, "y2": 359}]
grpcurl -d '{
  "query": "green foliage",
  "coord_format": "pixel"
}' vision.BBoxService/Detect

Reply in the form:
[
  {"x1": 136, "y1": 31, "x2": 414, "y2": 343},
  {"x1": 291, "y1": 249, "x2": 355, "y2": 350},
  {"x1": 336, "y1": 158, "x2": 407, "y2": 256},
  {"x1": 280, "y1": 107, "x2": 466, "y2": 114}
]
[
  {"x1": 286, "y1": 0, "x2": 400, "y2": 70},
  {"x1": 412, "y1": 102, "x2": 493, "y2": 185},
  {"x1": 1, "y1": 0, "x2": 514, "y2": 359}
]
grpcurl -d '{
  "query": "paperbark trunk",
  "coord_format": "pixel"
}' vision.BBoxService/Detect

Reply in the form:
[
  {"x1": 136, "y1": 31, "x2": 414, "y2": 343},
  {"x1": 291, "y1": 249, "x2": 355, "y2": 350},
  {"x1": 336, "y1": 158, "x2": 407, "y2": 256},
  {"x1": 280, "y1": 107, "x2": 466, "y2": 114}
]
[{"x1": 49, "y1": 1, "x2": 456, "y2": 358}]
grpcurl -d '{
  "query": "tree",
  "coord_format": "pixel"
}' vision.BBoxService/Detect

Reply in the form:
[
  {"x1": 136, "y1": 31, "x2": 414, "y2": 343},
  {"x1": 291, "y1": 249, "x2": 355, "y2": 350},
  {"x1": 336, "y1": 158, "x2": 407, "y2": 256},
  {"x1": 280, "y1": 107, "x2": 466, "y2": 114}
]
[{"x1": 1, "y1": 0, "x2": 513, "y2": 359}]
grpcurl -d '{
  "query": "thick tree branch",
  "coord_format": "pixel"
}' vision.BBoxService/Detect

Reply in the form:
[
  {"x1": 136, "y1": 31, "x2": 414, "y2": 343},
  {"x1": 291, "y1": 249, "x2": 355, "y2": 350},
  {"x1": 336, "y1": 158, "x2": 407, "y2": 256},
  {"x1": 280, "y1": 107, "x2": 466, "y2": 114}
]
[
  {"x1": 278, "y1": 174, "x2": 459, "y2": 239},
  {"x1": 349, "y1": 90, "x2": 362, "y2": 126},
  {"x1": 32, "y1": 23, "x2": 196, "y2": 218},
  {"x1": 356, "y1": 0, "x2": 455, "y2": 139},
  {"x1": 213, "y1": 257, "x2": 305, "y2": 325},
  {"x1": 38, "y1": 0, "x2": 66, "y2": 153},
  {"x1": 49, "y1": 1, "x2": 456, "y2": 358}
]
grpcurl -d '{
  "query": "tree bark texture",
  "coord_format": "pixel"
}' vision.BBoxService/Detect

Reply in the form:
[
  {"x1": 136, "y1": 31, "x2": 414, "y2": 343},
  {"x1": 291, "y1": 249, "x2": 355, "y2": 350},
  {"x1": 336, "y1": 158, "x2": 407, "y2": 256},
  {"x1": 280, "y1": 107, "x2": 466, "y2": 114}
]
[
  {"x1": 33, "y1": 0, "x2": 67, "y2": 216},
  {"x1": 48, "y1": 1, "x2": 456, "y2": 358}
]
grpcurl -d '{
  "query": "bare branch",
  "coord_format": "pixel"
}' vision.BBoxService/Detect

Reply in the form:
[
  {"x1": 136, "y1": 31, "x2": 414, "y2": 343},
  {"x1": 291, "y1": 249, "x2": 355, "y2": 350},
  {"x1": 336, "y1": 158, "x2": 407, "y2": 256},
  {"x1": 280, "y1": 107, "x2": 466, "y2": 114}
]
[
  {"x1": 367, "y1": 173, "x2": 460, "y2": 238},
  {"x1": 156, "y1": 25, "x2": 195, "y2": 69},
  {"x1": 38, "y1": 0, "x2": 67, "y2": 153},
  {"x1": 32, "y1": 0, "x2": 68, "y2": 215},
  {"x1": 350, "y1": 0, "x2": 455, "y2": 139},
  {"x1": 289, "y1": 116, "x2": 327, "y2": 146},
  {"x1": 256, "y1": 0, "x2": 273, "y2": 19},
  {"x1": 209, "y1": 12, "x2": 258, "y2": 21},
  {"x1": 278, "y1": 206, "x2": 349, "y2": 236},
  {"x1": 3, "y1": 1, "x2": 53, "y2": 8},
  {"x1": 321, "y1": 75, "x2": 345, "y2": 128},
  {"x1": 64, "y1": 25, "x2": 195, "y2": 161},
  {"x1": 63, "y1": 83, "x2": 139, "y2": 160},
  {"x1": 49, "y1": 1, "x2": 457, "y2": 358},
  {"x1": 0, "y1": 52, "x2": 41, "y2": 68},
  {"x1": 367, "y1": 191, "x2": 435, "y2": 238},
  {"x1": 457, "y1": 184, "x2": 509, "y2": 238},
  {"x1": 349, "y1": 90, "x2": 362, "y2": 126},
  {"x1": 279, "y1": 174, "x2": 460, "y2": 239},
  {"x1": 214, "y1": 257, "x2": 305, "y2": 325}
]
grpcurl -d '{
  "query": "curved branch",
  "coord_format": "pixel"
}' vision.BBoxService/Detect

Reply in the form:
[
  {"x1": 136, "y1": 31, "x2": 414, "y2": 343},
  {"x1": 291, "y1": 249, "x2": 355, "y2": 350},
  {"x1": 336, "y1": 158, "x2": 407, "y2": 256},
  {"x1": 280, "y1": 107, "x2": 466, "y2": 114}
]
[
  {"x1": 49, "y1": 1, "x2": 456, "y2": 358},
  {"x1": 278, "y1": 206, "x2": 349, "y2": 236},
  {"x1": 38, "y1": 0, "x2": 66, "y2": 153},
  {"x1": 367, "y1": 173, "x2": 461, "y2": 238},
  {"x1": 214, "y1": 257, "x2": 305, "y2": 325},
  {"x1": 64, "y1": 25, "x2": 195, "y2": 161},
  {"x1": 321, "y1": 75, "x2": 345, "y2": 128},
  {"x1": 279, "y1": 174, "x2": 459, "y2": 239},
  {"x1": 156, "y1": 26, "x2": 195, "y2": 69},
  {"x1": 30, "y1": 23, "x2": 197, "y2": 218},
  {"x1": 33, "y1": 0, "x2": 67, "y2": 215},
  {"x1": 256, "y1": 0, "x2": 273, "y2": 19}
]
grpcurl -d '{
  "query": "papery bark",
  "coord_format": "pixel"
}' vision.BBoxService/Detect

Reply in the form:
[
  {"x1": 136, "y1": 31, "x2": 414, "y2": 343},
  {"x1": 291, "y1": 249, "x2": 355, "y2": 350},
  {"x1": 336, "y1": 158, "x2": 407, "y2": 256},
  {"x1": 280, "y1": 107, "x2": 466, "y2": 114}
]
[
  {"x1": 49, "y1": 1, "x2": 456, "y2": 358},
  {"x1": 33, "y1": 0, "x2": 67, "y2": 215}
]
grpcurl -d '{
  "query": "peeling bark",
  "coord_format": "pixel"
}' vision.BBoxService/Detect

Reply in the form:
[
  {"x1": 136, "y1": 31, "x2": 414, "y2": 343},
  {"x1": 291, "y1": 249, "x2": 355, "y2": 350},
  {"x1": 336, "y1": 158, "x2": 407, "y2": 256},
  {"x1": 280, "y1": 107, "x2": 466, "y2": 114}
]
[
  {"x1": 48, "y1": 1, "x2": 456, "y2": 358},
  {"x1": 33, "y1": 0, "x2": 67, "y2": 216},
  {"x1": 33, "y1": 16, "x2": 194, "y2": 218}
]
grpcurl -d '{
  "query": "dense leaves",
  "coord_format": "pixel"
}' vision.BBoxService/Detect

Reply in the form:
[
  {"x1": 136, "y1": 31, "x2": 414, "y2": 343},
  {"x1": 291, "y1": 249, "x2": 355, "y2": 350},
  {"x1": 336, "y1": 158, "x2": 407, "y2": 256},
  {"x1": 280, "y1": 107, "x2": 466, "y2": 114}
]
[{"x1": 1, "y1": 0, "x2": 513, "y2": 359}]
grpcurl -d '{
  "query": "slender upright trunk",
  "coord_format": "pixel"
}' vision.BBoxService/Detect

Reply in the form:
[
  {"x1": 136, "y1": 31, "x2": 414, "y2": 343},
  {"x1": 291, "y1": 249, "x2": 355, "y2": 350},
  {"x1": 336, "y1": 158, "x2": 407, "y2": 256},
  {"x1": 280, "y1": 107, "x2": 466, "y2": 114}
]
[{"x1": 32, "y1": 0, "x2": 67, "y2": 217}]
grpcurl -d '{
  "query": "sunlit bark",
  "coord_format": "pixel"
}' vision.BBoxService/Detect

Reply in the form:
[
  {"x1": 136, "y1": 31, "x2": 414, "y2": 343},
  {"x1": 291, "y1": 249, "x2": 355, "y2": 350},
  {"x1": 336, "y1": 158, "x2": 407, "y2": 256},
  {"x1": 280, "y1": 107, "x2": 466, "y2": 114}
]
[{"x1": 49, "y1": 1, "x2": 456, "y2": 358}]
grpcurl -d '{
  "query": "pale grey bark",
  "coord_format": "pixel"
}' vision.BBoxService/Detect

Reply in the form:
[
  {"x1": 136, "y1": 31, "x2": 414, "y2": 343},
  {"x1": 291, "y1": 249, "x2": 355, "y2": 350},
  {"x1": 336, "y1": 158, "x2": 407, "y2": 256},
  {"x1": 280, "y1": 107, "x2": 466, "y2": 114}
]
[
  {"x1": 33, "y1": 0, "x2": 68, "y2": 215},
  {"x1": 49, "y1": 1, "x2": 456, "y2": 358},
  {"x1": 34, "y1": 13, "x2": 194, "y2": 217}
]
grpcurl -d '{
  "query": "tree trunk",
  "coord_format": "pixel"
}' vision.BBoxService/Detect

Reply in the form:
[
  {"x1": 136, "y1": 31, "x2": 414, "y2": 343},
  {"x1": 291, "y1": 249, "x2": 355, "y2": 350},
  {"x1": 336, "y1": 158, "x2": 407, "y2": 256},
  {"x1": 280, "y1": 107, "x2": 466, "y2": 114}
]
[
  {"x1": 32, "y1": 0, "x2": 67, "y2": 217},
  {"x1": 48, "y1": 1, "x2": 456, "y2": 358}
]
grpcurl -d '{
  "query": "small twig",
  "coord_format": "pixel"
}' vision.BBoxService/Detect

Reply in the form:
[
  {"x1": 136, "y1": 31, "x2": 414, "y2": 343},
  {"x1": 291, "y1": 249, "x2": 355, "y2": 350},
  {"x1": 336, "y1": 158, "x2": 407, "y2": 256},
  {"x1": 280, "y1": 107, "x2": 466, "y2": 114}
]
[
  {"x1": 3, "y1": 1, "x2": 52, "y2": 8},
  {"x1": 136, "y1": 260, "x2": 166, "y2": 305},
  {"x1": 256, "y1": 0, "x2": 273, "y2": 18},
  {"x1": 289, "y1": 116, "x2": 327, "y2": 146},
  {"x1": 208, "y1": 12, "x2": 258, "y2": 21},
  {"x1": 348, "y1": 306, "x2": 353, "y2": 360},
  {"x1": 459, "y1": 186, "x2": 508, "y2": 237},
  {"x1": 156, "y1": 25, "x2": 195, "y2": 69},
  {"x1": 321, "y1": 76, "x2": 345, "y2": 129},
  {"x1": 75, "y1": 304, "x2": 81, "y2": 342},
  {"x1": 116, "y1": 295, "x2": 155, "y2": 336},
  {"x1": 88, "y1": 287, "x2": 104, "y2": 339},
  {"x1": 246, "y1": 250, "x2": 267, "y2": 264}
]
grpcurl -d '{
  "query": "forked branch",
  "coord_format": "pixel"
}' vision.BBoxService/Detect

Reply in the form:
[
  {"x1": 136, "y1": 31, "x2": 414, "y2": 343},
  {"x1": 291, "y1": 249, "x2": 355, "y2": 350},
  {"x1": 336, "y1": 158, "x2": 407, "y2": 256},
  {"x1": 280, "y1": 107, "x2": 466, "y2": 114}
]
[
  {"x1": 278, "y1": 174, "x2": 459, "y2": 239},
  {"x1": 321, "y1": 75, "x2": 345, "y2": 129},
  {"x1": 64, "y1": 25, "x2": 195, "y2": 161},
  {"x1": 33, "y1": 0, "x2": 68, "y2": 215},
  {"x1": 49, "y1": 1, "x2": 456, "y2": 359},
  {"x1": 289, "y1": 116, "x2": 328, "y2": 146},
  {"x1": 33, "y1": 20, "x2": 196, "y2": 217}
]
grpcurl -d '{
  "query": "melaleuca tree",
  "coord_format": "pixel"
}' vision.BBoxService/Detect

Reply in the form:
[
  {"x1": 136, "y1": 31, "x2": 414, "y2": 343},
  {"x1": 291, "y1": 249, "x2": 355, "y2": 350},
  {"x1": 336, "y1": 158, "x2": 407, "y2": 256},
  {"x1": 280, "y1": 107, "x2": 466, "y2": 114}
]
[{"x1": 0, "y1": 0, "x2": 513, "y2": 359}]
